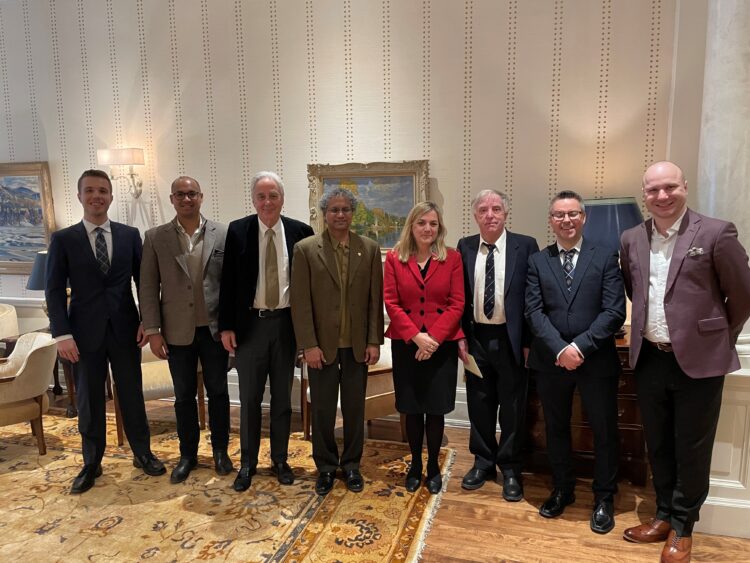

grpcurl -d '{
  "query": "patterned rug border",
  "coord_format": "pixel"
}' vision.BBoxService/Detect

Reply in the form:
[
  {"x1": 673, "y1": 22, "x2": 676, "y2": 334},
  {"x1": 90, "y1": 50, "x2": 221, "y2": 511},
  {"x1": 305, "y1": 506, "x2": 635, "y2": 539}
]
[{"x1": 411, "y1": 447, "x2": 456, "y2": 561}]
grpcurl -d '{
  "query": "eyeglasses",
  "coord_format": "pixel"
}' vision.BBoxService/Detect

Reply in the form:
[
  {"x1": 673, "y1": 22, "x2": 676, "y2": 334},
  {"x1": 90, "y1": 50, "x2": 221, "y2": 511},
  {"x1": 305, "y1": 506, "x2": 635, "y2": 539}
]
[
  {"x1": 327, "y1": 207, "x2": 353, "y2": 215},
  {"x1": 550, "y1": 210, "x2": 583, "y2": 221},
  {"x1": 172, "y1": 191, "x2": 202, "y2": 201}
]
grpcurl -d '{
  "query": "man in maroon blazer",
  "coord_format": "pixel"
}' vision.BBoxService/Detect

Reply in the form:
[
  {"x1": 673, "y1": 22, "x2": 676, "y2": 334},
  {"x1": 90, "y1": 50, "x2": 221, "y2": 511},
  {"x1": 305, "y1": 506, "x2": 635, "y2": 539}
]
[{"x1": 620, "y1": 161, "x2": 750, "y2": 562}]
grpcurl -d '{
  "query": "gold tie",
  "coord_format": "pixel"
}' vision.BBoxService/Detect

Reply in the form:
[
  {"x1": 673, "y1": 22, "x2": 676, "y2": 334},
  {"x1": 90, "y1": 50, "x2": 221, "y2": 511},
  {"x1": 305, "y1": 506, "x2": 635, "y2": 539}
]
[{"x1": 265, "y1": 229, "x2": 279, "y2": 309}]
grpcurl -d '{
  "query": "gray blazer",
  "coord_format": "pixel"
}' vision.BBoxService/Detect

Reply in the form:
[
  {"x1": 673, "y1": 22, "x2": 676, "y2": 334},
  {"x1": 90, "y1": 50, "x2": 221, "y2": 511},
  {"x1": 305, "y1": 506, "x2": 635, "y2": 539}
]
[{"x1": 140, "y1": 218, "x2": 227, "y2": 345}]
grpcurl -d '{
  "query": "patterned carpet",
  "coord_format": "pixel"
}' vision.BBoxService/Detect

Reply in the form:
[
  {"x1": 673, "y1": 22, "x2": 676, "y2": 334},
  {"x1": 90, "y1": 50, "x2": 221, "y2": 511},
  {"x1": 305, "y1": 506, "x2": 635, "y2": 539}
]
[{"x1": 0, "y1": 414, "x2": 453, "y2": 562}]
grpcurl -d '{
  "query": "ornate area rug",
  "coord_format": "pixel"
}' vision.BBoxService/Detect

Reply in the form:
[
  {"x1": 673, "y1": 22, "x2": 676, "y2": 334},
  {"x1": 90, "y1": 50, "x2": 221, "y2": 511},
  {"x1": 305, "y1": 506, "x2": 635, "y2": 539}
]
[{"x1": 0, "y1": 414, "x2": 453, "y2": 562}]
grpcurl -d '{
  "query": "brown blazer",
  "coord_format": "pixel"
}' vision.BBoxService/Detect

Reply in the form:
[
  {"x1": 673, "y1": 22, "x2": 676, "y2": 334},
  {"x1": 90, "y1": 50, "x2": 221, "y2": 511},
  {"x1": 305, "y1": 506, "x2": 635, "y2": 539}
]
[
  {"x1": 620, "y1": 209, "x2": 750, "y2": 378},
  {"x1": 290, "y1": 231, "x2": 384, "y2": 364},
  {"x1": 140, "y1": 219, "x2": 227, "y2": 345}
]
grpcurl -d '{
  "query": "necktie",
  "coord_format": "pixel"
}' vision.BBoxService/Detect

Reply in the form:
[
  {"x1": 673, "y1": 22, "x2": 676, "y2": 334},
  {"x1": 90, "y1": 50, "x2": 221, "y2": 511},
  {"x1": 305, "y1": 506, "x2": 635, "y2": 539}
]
[
  {"x1": 265, "y1": 229, "x2": 279, "y2": 309},
  {"x1": 483, "y1": 242, "x2": 496, "y2": 319},
  {"x1": 94, "y1": 227, "x2": 110, "y2": 274},
  {"x1": 562, "y1": 248, "x2": 576, "y2": 290}
]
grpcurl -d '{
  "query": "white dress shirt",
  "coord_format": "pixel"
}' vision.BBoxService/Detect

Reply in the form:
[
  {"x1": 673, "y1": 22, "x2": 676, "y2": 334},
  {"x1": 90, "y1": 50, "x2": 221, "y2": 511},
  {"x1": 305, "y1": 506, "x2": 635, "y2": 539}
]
[
  {"x1": 82, "y1": 218, "x2": 113, "y2": 262},
  {"x1": 644, "y1": 209, "x2": 687, "y2": 343},
  {"x1": 254, "y1": 218, "x2": 290, "y2": 309},
  {"x1": 473, "y1": 230, "x2": 507, "y2": 324}
]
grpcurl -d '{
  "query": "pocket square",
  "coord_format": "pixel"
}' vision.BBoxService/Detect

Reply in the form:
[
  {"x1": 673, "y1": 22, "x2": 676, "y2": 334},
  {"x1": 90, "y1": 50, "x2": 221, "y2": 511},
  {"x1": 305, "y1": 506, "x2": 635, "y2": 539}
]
[{"x1": 687, "y1": 246, "x2": 704, "y2": 257}]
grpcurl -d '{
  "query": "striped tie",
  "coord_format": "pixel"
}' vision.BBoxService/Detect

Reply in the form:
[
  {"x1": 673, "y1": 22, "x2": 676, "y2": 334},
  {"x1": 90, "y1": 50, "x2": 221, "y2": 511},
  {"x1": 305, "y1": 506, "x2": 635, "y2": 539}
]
[
  {"x1": 483, "y1": 242, "x2": 496, "y2": 319},
  {"x1": 94, "y1": 227, "x2": 110, "y2": 274},
  {"x1": 562, "y1": 249, "x2": 576, "y2": 290}
]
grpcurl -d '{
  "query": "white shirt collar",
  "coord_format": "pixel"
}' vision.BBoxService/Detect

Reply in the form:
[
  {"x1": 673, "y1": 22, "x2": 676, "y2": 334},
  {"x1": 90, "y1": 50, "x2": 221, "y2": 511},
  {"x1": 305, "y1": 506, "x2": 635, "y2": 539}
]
[
  {"x1": 651, "y1": 208, "x2": 687, "y2": 239},
  {"x1": 557, "y1": 237, "x2": 582, "y2": 254},
  {"x1": 82, "y1": 218, "x2": 111, "y2": 234},
  {"x1": 479, "y1": 229, "x2": 506, "y2": 250},
  {"x1": 259, "y1": 217, "x2": 282, "y2": 236}
]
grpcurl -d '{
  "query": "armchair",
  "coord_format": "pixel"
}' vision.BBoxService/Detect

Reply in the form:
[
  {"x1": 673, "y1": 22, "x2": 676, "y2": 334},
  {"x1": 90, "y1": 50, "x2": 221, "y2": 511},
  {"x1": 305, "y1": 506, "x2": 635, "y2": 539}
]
[
  {"x1": 0, "y1": 332, "x2": 57, "y2": 454},
  {"x1": 0, "y1": 303, "x2": 20, "y2": 340}
]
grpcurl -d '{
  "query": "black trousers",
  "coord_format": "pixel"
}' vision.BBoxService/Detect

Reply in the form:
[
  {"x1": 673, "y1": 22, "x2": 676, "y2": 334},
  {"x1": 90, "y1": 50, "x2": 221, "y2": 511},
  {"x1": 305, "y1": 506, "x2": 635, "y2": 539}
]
[
  {"x1": 308, "y1": 348, "x2": 368, "y2": 473},
  {"x1": 535, "y1": 369, "x2": 619, "y2": 501},
  {"x1": 166, "y1": 326, "x2": 230, "y2": 458},
  {"x1": 235, "y1": 310, "x2": 296, "y2": 470},
  {"x1": 635, "y1": 343, "x2": 725, "y2": 536},
  {"x1": 74, "y1": 323, "x2": 150, "y2": 466},
  {"x1": 466, "y1": 323, "x2": 528, "y2": 476}
]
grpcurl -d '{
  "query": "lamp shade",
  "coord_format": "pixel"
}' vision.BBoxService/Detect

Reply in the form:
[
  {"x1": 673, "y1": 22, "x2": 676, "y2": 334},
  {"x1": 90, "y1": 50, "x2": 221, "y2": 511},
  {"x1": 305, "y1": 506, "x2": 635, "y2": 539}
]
[
  {"x1": 26, "y1": 250, "x2": 47, "y2": 291},
  {"x1": 583, "y1": 197, "x2": 643, "y2": 251},
  {"x1": 96, "y1": 147, "x2": 145, "y2": 166}
]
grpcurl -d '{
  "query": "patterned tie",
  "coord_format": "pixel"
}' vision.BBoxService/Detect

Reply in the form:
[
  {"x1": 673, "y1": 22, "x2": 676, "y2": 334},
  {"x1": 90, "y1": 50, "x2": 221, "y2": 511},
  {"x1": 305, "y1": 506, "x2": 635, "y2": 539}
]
[
  {"x1": 265, "y1": 229, "x2": 279, "y2": 309},
  {"x1": 562, "y1": 248, "x2": 576, "y2": 291},
  {"x1": 483, "y1": 242, "x2": 496, "y2": 319},
  {"x1": 94, "y1": 227, "x2": 110, "y2": 274}
]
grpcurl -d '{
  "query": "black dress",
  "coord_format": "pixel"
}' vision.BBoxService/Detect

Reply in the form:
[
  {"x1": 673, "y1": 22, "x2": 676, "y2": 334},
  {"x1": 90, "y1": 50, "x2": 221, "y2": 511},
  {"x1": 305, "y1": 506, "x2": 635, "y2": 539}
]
[{"x1": 392, "y1": 259, "x2": 458, "y2": 415}]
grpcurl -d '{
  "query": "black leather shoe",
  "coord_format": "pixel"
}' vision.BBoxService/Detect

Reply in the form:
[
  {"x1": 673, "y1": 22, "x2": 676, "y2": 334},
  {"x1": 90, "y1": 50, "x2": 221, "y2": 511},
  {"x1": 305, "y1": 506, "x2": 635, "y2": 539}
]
[
  {"x1": 233, "y1": 467, "x2": 254, "y2": 492},
  {"x1": 213, "y1": 450, "x2": 234, "y2": 476},
  {"x1": 461, "y1": 466, "x2": 496, "y2": 490},
  {"x1": 539, "y1": 489, "x2": 576, "y2": 518},
  {"x1": 272, "y1": 462, "x2": 295, "y2": 485},
  {"x1": 315, "y1": 471, "x2": 336, "y2": 495},
  {"x1": 502, "y1": 475, "x2": 524, "y2": 502},
  {"x1": 345, "y1": 469, "x2": 364, "y2": 493},
  {"x1": 405, "y1": 464, "x2": 422, "y2": 492},
  {"x1": 170, "y1": 457, "x2": 198, "y2": 484},
  {"x1": 425, "y1": 474, "x2": 443, "y2": 494},
  {"x1": 133, "y1": 452, "x2": 167, "y2": 476},
  {"x1": 70, "y1": 465, "x2": 101, "y2": 494},
  {"x1": 590, "y1": 499, "x2": 615, "y2": 534}
]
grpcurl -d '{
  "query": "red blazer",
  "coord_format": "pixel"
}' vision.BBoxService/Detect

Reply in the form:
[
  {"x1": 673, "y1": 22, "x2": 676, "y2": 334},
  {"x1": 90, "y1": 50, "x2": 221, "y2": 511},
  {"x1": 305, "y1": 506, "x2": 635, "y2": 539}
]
[{"x1": 384, "y1": 248, "x2": 465, "y2": 343}]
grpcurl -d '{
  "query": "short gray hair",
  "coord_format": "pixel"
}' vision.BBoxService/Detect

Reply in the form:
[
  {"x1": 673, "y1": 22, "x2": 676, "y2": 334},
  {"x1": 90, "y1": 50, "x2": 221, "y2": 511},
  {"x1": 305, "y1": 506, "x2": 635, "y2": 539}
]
[
  {"x1": 471, "y1": 189, "x2": 510, "y2": 213},
  {"x1": 250, "y1": 171, "x2": 284, "y2": 197},
  {"x1": 549, "y1": 190, "x2": 585, "y2": 213},
  {"x1": 319, "y1": 188, "x2": 358, "y2": 213}
]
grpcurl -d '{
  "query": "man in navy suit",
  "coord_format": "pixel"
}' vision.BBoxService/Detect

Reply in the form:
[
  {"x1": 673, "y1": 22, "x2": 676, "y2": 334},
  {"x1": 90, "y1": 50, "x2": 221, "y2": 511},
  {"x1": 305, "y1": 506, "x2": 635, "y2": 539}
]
[
  {"x1": 456, "y1": 190, "x2": 538, "y2": 501},
  {"x1": 218, "y1": 171, "x2": 313, "y2": 492},
  {"x1": 525, "y1": 190, "x2": 625, "y2": 534},
  {"x1": 46, "y1": 169, "x2": 165, "y2": 494}
]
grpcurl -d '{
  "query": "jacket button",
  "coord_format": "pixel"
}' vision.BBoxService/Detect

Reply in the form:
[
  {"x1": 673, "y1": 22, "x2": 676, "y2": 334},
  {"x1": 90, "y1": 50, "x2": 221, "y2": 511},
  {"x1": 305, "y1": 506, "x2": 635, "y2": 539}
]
[
  {"x1": 419, "y1": 284, "x2": 424, "y2": 290},
  {"x1": 420, "y1": 310, "x2": 424, "y2": 316},
  {"x1": 420, "y1": 297, "x2": 425, "y2": 303},
  {"x1": 188, "y1": 303, "x2": 193, "y2": 307},
  {"x1": 187, "y1": 285, "x2": 192, "y2": 290}
]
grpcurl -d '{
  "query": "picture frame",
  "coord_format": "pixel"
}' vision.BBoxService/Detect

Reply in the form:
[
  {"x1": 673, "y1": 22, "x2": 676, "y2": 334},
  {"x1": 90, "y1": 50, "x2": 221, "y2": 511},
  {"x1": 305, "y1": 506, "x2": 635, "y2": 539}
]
[
  {"x1": 0, "y1": 161, "x2": 56, "y2": 275},
  {"x1": 306, "y1": 160, "x2": 429, "y2": 250}
]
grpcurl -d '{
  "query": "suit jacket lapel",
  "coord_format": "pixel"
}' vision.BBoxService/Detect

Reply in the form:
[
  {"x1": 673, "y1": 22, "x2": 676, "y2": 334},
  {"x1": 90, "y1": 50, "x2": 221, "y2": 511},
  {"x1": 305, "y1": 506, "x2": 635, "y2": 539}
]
[
  {"x1": 107, "y1": 222, "x2": 122, "y2": 279},
  {"x1": 568, "y1": 240, "x2": 594, "y2": 299},
  {"x1": 504, "y1": 232, "x2": 518, "y2": 296},
  {"x1": 347, "y1": 232, "x2": 364, "y2": 287},
  {"x1": 75, "y1": 222, "x2": 102, "y2": 276},
  {"x1": 162, "y1": 222, "x2": 190, "y2": 279},
  {"x1": 545, "y1": 245, "x2": 572, "y2": 302},
  {"x1": 666, "y1": 210, "x2": 700, "y2": 295},
  {"x1": 636, "y1": 220, "x2": 651, "y2": 300},
  {"x1": 317, "y1": 232, "x2": 341, "y2": 288},
  {"x1": 465, "y1": 235, "x2": 479, "y2": 296},
  {"x1": 202, "y1": 221, "x2": 217, "y2": 275}
]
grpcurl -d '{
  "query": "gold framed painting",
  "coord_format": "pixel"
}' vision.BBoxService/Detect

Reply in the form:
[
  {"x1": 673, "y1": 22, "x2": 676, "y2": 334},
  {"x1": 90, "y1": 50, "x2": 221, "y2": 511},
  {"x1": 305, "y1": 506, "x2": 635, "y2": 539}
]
[
  {"x1": 306, "y1": 160, "x2": 429, "y2": 250},
  {"x1": 0, "y1": 161, "x2": 56, "y2": 275}
]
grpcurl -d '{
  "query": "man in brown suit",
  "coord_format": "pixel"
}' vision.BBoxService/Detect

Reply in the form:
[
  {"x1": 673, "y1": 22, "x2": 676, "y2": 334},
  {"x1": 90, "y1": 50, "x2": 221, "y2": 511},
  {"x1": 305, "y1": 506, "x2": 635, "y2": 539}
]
[
  {"x1": 140, "y1": 176, "x2": 232, "y2": 483},
  {"x1": 291, "y1": 187, "x2": 384, "y2": 495},
  {"x1": 620, "y1": 161, "x2": 750, "y2": 562}
]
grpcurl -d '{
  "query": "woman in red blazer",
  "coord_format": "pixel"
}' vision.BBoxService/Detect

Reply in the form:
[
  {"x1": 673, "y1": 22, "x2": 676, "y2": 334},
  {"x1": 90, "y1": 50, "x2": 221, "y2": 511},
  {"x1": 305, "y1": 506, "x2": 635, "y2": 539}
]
[{"x1": 384, "y1": 201, "x2": 464, "y2": 494}]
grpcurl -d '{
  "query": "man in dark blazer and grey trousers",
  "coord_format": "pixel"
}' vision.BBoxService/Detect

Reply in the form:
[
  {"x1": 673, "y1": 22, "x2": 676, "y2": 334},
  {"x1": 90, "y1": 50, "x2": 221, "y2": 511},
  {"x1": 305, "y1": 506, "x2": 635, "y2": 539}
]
[
  {"x1": 46, "y1": 169, "x2": 165, "y2": 495},
  {"x1": 620, "y1": 161, "x2": 750, "y2": 562},
  {"x1": 456, "y1": 189, "x2": 538, "y2": 502},
  {"x1": 525, "y1": 190, "x2": 625, "y2": 534},
  {"x1": 140, "y1": 176, "x2": 232, "y2": 484},
  {"x1": 218, "y1": 171, "x2": 313, "y2": 492}
]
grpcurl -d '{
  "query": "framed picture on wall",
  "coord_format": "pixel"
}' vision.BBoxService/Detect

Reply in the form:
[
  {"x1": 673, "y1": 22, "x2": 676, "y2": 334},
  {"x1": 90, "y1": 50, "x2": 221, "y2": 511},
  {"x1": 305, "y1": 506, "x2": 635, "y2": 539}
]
[
  {"x1": 307, "y1": 160, "x2": 429, "y2": 250},
  {"x1": 0, "y1": 161, "x2": 56, "y2": 275}
]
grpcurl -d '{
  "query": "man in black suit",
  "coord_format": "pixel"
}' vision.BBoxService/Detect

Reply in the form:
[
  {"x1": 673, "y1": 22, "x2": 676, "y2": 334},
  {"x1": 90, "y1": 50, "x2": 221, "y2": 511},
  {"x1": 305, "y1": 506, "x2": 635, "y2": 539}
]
[
  {"x1": 456, "y1": 189, "x2": 538, "y2": 502},
  {"x1": 46, "y1": 169, "x2": 165, "y2": 494},
  {"x1": 218, "y1": 171, "x2": 313, "y2": 492},
  {"x1": 525, "y1": 190, "x2": 625, "y2": 534}
]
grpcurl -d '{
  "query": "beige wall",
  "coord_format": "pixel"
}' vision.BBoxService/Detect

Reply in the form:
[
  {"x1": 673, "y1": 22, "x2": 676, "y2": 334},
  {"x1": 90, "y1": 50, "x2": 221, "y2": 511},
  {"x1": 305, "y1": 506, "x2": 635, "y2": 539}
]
[{"x1": 0, "y1": 0, "x2": 704, "y2": 298}]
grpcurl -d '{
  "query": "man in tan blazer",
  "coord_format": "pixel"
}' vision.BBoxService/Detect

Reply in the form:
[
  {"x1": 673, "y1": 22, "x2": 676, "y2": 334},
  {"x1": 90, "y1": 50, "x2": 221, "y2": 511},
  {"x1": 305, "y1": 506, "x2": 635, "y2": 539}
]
[
  {"x1": 291, "y1": 187, "x2": 384, "y2": 495},
  {"x1": 140, "y1": 176, "x2": 232, "y2": 484}
]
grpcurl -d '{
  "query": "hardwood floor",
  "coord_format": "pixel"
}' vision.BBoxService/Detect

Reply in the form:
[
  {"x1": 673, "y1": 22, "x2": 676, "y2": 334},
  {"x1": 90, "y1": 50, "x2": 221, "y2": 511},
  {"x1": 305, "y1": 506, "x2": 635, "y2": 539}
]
[{"x1": 48, "y1": 394, "x2": 750, "y2": 562}]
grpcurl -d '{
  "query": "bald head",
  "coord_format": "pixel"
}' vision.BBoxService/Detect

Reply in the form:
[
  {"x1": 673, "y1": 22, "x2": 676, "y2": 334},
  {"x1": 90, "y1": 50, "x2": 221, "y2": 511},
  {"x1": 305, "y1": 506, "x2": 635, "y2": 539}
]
[
  {"x1": 642, "y1": 160, "x2": 688, "y2": 229},
  {"x1": 642, "y1": 161, "x2": 685, "y2": 188}
]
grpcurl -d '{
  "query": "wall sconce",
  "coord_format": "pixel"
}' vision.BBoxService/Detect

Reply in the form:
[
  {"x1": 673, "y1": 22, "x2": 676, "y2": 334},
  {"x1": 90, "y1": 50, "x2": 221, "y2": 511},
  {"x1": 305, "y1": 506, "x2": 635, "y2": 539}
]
[{"x1": 96, "y1": 147, "x2": 145, "y2": 198}]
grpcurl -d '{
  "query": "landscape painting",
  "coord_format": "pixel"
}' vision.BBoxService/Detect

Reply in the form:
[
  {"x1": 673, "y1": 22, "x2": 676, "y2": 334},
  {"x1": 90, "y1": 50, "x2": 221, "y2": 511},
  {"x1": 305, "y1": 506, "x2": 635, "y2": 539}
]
[
  {"x1": 0, "y1": 162, "x2": 55, "y2": 274},
  {"x1": 307, "y1": 160, "x2": 429, "y2": 250}
]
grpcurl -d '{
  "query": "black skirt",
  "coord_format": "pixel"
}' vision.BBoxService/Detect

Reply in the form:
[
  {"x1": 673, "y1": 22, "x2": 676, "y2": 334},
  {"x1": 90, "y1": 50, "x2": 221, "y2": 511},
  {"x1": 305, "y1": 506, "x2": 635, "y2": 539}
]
[{"x1": 392, "y1": 338, "x2": 458, "y2": 415}]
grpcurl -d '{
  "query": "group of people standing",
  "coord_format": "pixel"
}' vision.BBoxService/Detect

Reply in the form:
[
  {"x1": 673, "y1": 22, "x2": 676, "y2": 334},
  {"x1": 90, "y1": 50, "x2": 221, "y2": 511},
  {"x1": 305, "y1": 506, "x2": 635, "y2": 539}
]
[{"x1": 45, "y1": 161, "x2": 750, "y2": 563}]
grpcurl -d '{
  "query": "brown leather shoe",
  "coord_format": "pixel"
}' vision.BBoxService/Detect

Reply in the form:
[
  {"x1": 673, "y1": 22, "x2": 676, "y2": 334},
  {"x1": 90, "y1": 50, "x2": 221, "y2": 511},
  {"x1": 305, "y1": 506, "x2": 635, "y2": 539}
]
[
  {"x1": 623, "y1": 518, "x2": 671, "y2": 543},
  {"x1": 660, "y1": 530, "x2": 692, "y2": 563}
]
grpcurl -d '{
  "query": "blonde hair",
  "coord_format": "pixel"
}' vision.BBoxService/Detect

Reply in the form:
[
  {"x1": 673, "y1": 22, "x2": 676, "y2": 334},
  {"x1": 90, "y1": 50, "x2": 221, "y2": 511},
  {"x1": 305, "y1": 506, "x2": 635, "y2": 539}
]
[{"x1": 394, "y1": 201, "x2": 448, "y2": 262}]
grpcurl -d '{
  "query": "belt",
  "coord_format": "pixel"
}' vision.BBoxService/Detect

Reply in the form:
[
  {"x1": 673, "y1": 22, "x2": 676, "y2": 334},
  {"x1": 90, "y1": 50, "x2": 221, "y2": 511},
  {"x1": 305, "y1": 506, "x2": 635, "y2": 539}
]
[
  {"x1": 645, "y1": 339, "x2": 673, "y2": 353},
  {"x1": 250, "y1": 308, "x2": 289, "y2": 318}
]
